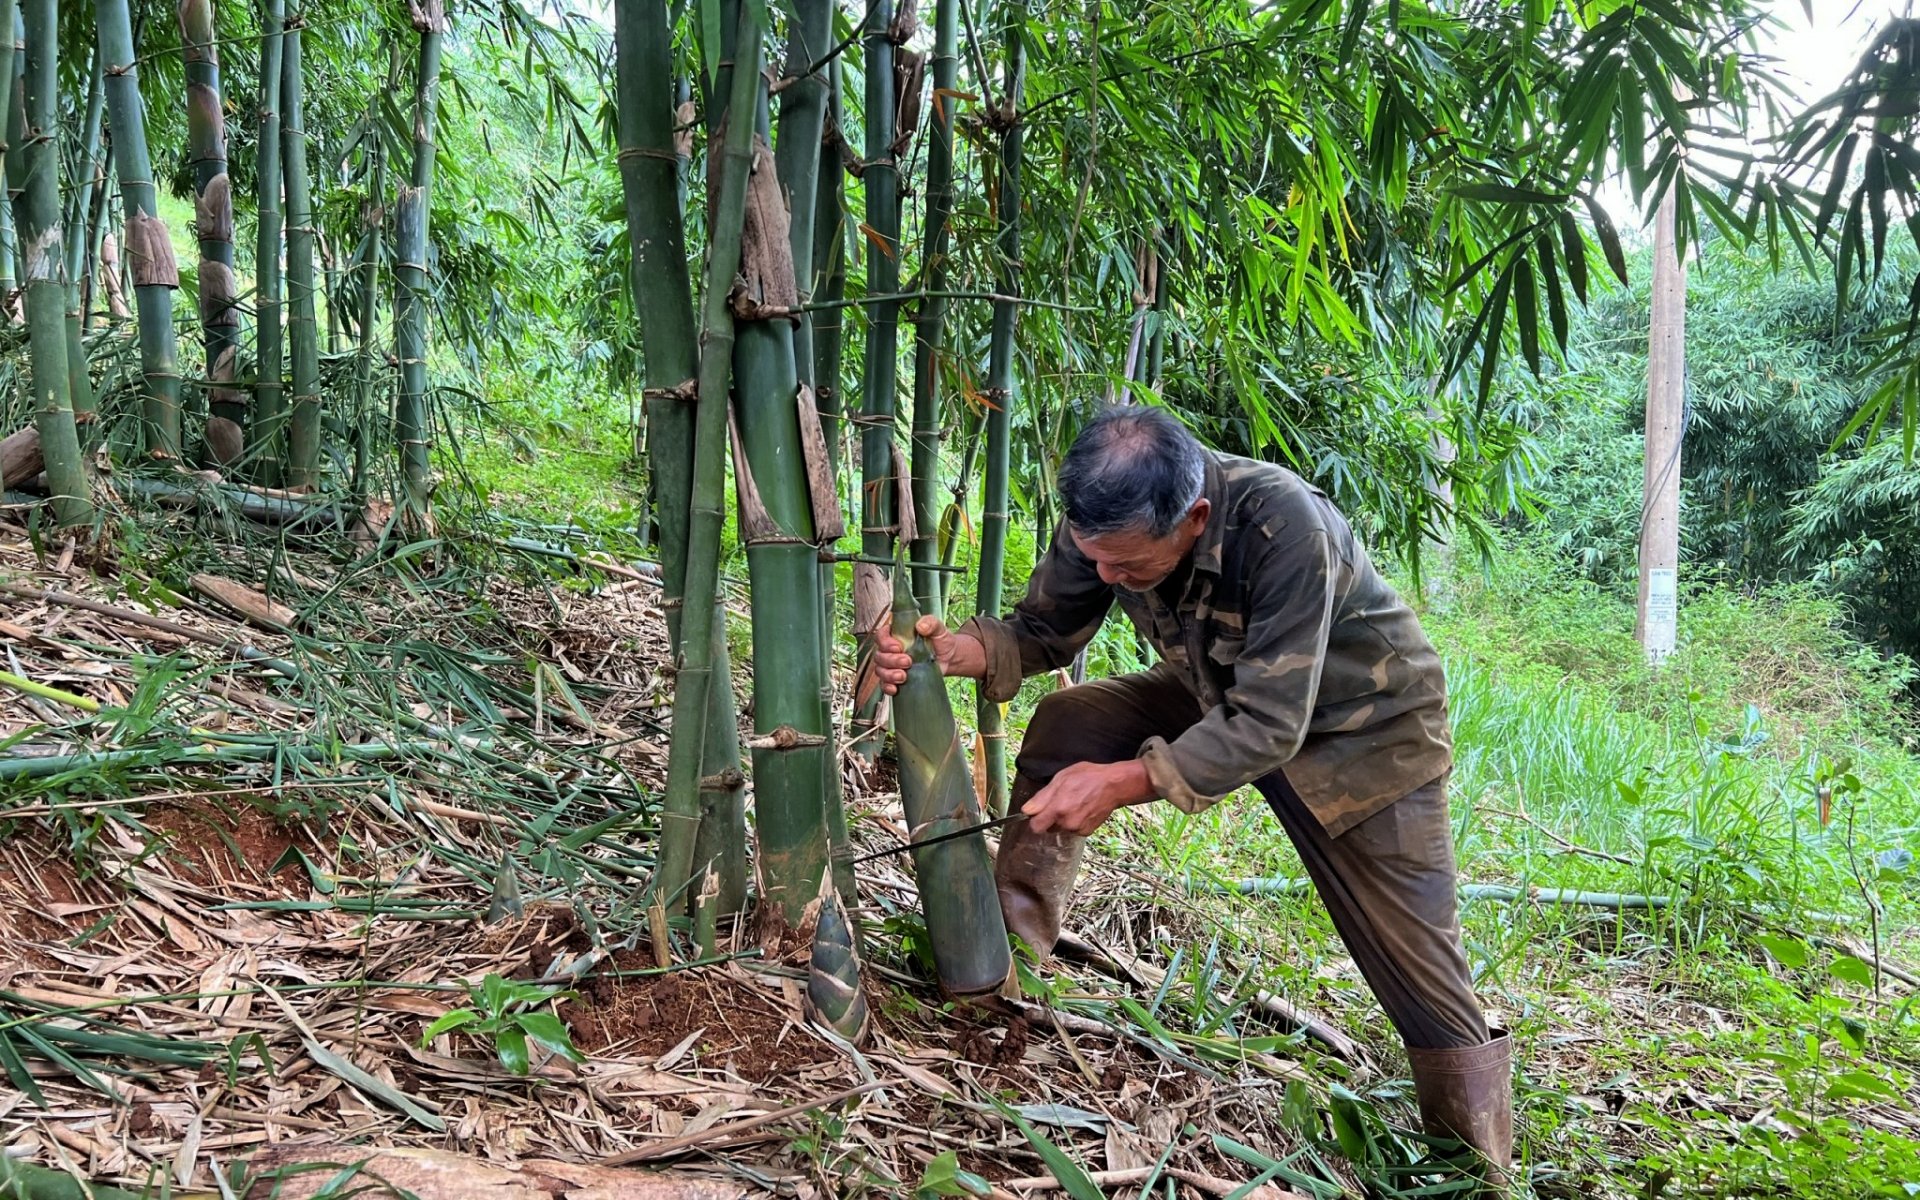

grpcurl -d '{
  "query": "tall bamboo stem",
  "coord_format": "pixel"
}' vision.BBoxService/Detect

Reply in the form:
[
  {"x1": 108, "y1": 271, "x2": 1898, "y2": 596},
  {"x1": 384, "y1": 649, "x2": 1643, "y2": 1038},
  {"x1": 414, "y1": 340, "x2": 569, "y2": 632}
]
[
  {"x1": 909, "y1": 0, "x2": 958, "y2": 615},
  {"x1": 96, "y1": 0, "x2": 183, "y2": 459},
  {"x1": 349, "y1": 60, "x2": 388, "y2": 506},
  {"x1": 181, "y1": 0, "x2": 241, "y2": 457},
  {"x1": 9, "y1": 0, "x2": 88, "y2": 526},
  {"x1": 975, "y1": 0, "x2": 1026, "y2": 818},
  {"x1": 812, "y1": 64, "x2": 852, "y2": 900},
  {"x1": 281, "y1": 13, "x2": 322, "y2": 490},
  {"x1": 615, "y1": 0, "x2": 747, "y2": 916},
  {"x1": 394, "y1": 0, "x2": 446, "y2": 515},
  {"x1": 851, "y1": 0, "x2": 900, "y2": 758},
  {"x1": 252, "y1": 0, "x2": 285, "y2": 484},
  {"x1": 61, "y1": 48, "x2": 102, "y2": 424},
  {"x1": 651, "y1": 0, "x2": 765, "y2": 910},
  {"x1": 736, "y1": 0, "x2": 839, "y2": 925},
  {"x1": 0, "y1": 29, "x2": 13, "y2": 326}
]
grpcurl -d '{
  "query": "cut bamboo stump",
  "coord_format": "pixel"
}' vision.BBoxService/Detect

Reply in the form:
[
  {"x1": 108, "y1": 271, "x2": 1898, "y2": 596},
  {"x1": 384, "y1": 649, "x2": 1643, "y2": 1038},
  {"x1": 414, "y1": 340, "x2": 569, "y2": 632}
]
[
  {"x1": 0, "y1": 425, "x2": 43, "y2": 489},
  {"x1": 242, "y1": 1145, "x2": 747, "y2": 1200},
  {"x1": 190, "y1": 573, "x2": 296, "y2": 631}
]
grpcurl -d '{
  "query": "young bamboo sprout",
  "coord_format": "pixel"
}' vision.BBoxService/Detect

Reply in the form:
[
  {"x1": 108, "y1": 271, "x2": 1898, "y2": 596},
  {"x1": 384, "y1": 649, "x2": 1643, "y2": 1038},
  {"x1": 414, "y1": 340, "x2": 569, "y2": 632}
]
[
  {"x1": 805, "y1": 874, "x2": 869, "y2": 1043},
  {"x1": 888, "y1": 556, "x2": 1011, "y2": 996}
]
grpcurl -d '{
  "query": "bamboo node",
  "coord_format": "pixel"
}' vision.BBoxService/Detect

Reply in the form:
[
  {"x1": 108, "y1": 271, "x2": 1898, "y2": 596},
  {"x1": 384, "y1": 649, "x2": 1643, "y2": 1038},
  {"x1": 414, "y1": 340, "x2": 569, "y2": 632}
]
[
  {"x1": 699, "y1": 769, "x2": 746, "y2": 791},
  {"x1": 616, "y1": 145, "x2": 680, "y2": 163},
  {"x1": 746, "y1": 727, "x2": 828, "y2": 751}
]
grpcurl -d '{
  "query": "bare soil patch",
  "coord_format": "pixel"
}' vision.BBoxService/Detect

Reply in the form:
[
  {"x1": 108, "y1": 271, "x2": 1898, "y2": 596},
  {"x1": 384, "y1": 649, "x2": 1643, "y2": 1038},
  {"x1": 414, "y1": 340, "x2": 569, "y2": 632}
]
[{"x1": 561, "y1": 955, "x2": 833, "y2": 1082}]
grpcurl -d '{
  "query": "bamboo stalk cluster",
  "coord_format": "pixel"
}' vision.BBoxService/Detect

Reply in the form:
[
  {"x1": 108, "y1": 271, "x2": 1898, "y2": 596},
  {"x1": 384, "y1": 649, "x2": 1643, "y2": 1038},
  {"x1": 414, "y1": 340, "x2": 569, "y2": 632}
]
[
  {"x1": 5, "y1": 0, "x2": 446, "y2": 524},
  {"x1": 612, "y1": 0, "x2": 1027, "y2": 1028}
]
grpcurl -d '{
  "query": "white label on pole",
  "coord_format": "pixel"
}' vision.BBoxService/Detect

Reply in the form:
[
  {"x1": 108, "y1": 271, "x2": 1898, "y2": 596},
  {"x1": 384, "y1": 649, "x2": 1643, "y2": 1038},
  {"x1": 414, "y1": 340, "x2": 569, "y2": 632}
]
[{"x1": 1646, "y1": 568, "x2": 1678, "y2": 664}]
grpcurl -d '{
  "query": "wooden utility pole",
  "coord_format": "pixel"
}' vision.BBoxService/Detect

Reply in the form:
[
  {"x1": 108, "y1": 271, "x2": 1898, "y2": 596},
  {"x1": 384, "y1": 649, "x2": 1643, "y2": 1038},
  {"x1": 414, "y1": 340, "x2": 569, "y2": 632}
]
[{"x1": 1637, "y1": 188, "x2": 1685, "y2": 663}]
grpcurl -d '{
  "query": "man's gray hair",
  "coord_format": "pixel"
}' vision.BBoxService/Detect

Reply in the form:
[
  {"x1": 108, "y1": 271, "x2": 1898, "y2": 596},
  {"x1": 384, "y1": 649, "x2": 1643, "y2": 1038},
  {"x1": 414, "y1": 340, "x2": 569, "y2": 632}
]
[{"x1": 1058, "y1": 406, "x2": 1206, "y2": 538}]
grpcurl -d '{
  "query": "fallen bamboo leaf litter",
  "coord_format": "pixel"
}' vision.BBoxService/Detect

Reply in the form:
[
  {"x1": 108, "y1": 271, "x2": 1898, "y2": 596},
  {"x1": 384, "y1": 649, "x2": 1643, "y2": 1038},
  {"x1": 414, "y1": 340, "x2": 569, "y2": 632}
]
[{"x1": 0, "y1": 514, "x2": 1517, "y2": 1199}]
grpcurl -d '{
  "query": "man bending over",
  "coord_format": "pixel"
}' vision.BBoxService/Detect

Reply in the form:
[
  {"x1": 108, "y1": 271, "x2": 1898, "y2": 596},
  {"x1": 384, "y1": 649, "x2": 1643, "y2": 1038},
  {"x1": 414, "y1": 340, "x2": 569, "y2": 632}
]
[{"x1": 874, "y1": 405, "x2": 1512, "y2": 1173}]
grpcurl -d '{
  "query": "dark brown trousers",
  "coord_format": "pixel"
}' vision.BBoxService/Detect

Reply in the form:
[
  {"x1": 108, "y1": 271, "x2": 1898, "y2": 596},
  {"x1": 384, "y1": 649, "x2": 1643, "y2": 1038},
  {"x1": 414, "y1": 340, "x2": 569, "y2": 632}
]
[{"x1": 1011, "y1": 663, "x2": 1488, "y2": 1050}]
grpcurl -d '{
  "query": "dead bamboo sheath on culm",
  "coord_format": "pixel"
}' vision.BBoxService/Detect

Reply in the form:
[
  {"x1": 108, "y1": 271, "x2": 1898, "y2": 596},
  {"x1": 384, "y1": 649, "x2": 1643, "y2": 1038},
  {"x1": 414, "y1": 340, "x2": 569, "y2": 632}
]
[{"x1": 887, "y1": 557, "x2": 1011, "y2": 995}]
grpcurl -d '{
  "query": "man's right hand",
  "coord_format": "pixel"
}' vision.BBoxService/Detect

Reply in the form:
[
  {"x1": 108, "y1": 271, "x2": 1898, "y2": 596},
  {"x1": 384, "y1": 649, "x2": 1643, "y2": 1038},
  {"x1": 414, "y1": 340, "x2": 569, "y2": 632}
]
[{"x1": 873, "y1": 616, "x2": 988, "y2": 693}]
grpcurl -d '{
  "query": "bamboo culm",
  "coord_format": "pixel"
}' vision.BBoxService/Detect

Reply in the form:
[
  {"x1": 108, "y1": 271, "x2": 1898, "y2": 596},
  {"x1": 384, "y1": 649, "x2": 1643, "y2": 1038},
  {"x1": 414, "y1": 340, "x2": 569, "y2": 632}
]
[
  {"x1": 8, "y1": 0, "x2": 88, "y2": 526},
  {"x1": 888, "y1": 557, "x2": 1011, "y2": 995},
  {"x1": 95, "y1": 0, "x2": 184, "y2": 460},
  {"x1": 394, "y1": 0, "x2": 446, "y2": 515},
  {"x1": 615, "y1": 0, "x2": 748, "y2": 915},
  {"x1": 975, "y1": 0, "x2": 1027, "y2": 819},
  {"x1": 737, "y1": 0, "x2": 842, "y2": 924},
  {"x1": 850, "y1": 0, "x2": 900, "y2": 759},
  {"x1": 59, "y1": 48, "x2": 101, "y2": 423},
  {"x1": 181, "y1": 0, "x2": 242, "y2": 455},
  {"x1": 909, "y1": 0, "x2": 959, "y2": 615},
  {"x1": 252, "y1": 0, "x2": 286, "y2": 483},
  {"x1": 349, "y1": 54, "x2": 389, "y2": 504},
  {"x1": 651, "y1": 0, "x2": 766, "y2": 911},
  {"x1": 281, "y1": 14, "x2": 323, "y2": 490},
  {"x1": 811, "y1": 62, "x2": 853, "y2": 902}
]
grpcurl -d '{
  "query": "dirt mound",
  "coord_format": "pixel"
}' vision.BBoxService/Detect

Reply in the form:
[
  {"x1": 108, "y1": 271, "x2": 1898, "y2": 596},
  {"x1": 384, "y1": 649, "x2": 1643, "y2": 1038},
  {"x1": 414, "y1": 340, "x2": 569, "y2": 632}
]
[{"x1": 561, "y1": 956, "x2": 833, "y2": 1082}]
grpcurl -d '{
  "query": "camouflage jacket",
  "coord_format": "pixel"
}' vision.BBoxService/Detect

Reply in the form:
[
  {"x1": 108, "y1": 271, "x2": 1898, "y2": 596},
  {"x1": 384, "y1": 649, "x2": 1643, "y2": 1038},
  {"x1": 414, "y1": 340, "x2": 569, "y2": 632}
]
[{"x1": 962, "y1": 452, "x2": 1452, "y2": 837}]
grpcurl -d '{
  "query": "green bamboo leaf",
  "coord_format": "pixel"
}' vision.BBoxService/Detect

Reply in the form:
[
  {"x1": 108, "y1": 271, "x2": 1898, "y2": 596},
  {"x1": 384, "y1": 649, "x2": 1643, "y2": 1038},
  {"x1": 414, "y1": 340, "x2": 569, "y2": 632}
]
[
  {"x1": 1629, "y1": 40, "x2": 1687, "y2": 137},
  {"x1": 1476, "y1": 258, "x2": 1516, "y2": 410},
  {"x1": 1448, "y1": 182, "x2": 1568, "y2": 205},
  {"x1": 1513, "y1": 256, "x2": 1541, "y2": 376},
  {"x1": 1815, "y1": 132, "x2": 1858, "y2": 241},
  {"x1": 1338, "y1": 0, "x2": 1370, "y2": 62},
  {"x1": 1559, "y1": 210, "x2": 1590, "y2": 304},
  {"x1": 1536, "y1": 231, "x2": 1570, "y2": 354},
  {"x1": 1583, "y1": 195, "x2": 1629, "y2": 285},
  {"x1": 999, "y1": 1104, "x2": 1106, "y2": 1200},
  {"x1": 0, "y1": 1027, "x2": 45, "y2": 1108}
]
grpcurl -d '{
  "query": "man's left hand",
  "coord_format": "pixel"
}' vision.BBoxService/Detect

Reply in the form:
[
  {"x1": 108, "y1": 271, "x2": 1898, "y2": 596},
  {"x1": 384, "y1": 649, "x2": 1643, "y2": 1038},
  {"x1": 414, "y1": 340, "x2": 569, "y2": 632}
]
[{"x1": 1021, "y1": 759, "x2": 1158, "y2": 836}]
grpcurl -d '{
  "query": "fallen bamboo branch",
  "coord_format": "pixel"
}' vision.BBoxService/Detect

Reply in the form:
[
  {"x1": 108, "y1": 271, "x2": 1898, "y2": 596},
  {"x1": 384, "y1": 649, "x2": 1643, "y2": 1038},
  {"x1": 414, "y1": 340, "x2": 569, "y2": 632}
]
[
  {"x1": 598, "y1": 1079, "x2": 890, "y2": 1165},
  {"x1": 1002, "y1": 1165, "x2": 1313, "y2": 1199},
  {"x1": 0, "y1": 737, "x2": 457, "y2": 781},
  {"x1": 1058, "y1": 932, "x2": 1360, "y2": 1063},
  {"x1": 1188, "y1": 876, "x2": 1671, "y2": 910},
  {"x1": 0, "y1": 581, "x2": 303, "y2": 678}
]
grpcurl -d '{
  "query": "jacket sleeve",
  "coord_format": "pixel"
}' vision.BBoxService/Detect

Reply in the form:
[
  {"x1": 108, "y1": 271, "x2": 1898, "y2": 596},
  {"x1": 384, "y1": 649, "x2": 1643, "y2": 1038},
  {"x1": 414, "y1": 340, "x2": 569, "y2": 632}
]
[
  {"x1": 957, "y1": 522, "x2": 1114, "y2": 703},
  {"x1": 1138, "y1": 528, "x2": 1337, "y2": 812}
]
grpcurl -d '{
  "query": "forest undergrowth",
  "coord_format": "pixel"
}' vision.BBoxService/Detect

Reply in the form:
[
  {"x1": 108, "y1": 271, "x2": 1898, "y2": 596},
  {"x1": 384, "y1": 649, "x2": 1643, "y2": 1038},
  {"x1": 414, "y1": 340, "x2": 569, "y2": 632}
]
[{"x1": 431, "y1": 378, "x2": 1920, "y2": 1196}]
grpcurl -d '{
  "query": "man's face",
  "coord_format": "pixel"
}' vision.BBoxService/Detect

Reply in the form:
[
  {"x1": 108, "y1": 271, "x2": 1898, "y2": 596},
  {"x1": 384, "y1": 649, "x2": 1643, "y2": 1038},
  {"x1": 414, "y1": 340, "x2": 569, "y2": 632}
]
[{"x1": 1069, "y1": 500, "x2": 1211, "y2": 593}]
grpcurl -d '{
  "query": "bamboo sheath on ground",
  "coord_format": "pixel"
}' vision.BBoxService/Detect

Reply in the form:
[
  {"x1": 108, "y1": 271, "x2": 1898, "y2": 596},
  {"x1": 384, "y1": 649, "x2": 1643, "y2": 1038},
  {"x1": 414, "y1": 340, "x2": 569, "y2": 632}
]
[
  {"x1": 651, "y1": 0, "x2": 766, "y2": 910},
  {"x1": 95, "y1": 0, "x2": 183, "y2": 460},
  {"x1": 394, "y1": 0, "x2": 446, "y2": 513},
  {"x1": 8, "y1": 0, "x2": 89, "y2": 528},
  {"x1": 889, "y1": 559, "x2": 1012, "y2": 995},
  {"x1": 281, "y1": 14, "x2": 323, "y2": 490},
  {"x1": 614, "y1": 0, "x2": 747, "y2": 914},
  {"x1": 975, "y1": 0, "x2": 1026, "y2": 818},
  {"x1": 909, "y1": 0, "x2": 959, "y2": 614},
  {"x1": 253, "y1": 0, "x2": 286, "y2": 483}
]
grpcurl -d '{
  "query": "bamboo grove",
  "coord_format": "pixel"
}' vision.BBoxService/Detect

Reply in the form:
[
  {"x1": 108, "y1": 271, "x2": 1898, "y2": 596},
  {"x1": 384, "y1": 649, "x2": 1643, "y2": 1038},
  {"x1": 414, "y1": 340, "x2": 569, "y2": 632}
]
[{"x1": 1, "y1": 0, "x2": 1910, "y2": 1013}]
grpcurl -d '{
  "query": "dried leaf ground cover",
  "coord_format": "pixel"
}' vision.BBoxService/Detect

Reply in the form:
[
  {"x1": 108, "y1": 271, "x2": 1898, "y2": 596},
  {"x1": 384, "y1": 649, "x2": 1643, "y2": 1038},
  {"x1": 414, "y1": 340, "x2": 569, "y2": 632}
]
[{"x1": 1, "y1": 503, "x2": 1918, "y2": 1199}]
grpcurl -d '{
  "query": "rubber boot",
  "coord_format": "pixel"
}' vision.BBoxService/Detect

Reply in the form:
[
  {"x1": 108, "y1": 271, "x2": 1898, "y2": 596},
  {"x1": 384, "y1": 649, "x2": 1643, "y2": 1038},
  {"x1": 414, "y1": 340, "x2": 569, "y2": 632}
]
[
  {"x1": 993, "y1": 773, "x2": 1086, "y2": 956},
  {"x1": 1405, "y1": 1030, "x2": 1512, "y2": 1187}
]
